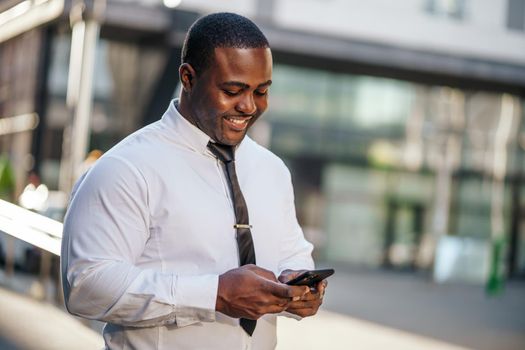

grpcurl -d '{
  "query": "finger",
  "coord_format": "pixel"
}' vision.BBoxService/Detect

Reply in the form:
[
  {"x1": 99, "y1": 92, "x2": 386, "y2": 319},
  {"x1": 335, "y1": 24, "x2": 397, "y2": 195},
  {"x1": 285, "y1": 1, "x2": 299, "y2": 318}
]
[
  {"x1": 288, "y1": 289, "x2": 318, "y2": 302},
  {"x1": 278, "y1": 269, "x2": 307, "y2": 284},
  {"x1": 247, "y1": 265, "x2": 278, "y2": 282},
  {"x1": 285, "y1": 307, "x2": 318, "y2": 318},
  {"x1": 290, "y1": 285, "x2": 310, "y2": 300},
  {"x1": 319, "y1": 285, "x2": 326, "y2": 299},
  {"x1": 320, "y1": 279, "x2": 328, "y2": 290},
  {"x1": 267, "y1": 281, "x2": 309, "y2": 300},
  {"x1": 310, "y1": 279, "x2": 328, "y2": 293},
  {"x1": 264, "y1": 303, "x2": 289, "y2": 315},
  {"x1": 298, "y1": 291, "x2": 320, "y2": 302},
  {"x1": 277, "y1": 269, "x2": 292, "y2": 283},
  {"x1": 288, "y1": 299, "x2": 322, "y2": 309}
]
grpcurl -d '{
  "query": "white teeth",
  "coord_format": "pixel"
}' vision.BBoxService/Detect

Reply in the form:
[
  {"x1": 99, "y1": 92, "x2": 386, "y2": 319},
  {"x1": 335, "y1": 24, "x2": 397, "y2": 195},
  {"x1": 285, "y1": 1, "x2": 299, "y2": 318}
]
[{"x1": 226, "y1": 117, "x2": 249, "y2": 125}]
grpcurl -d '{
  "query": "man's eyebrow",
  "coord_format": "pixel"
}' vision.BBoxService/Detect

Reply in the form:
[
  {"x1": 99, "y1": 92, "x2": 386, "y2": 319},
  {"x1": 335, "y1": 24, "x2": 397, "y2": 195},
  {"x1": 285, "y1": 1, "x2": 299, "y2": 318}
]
[
  {"x1": 220, "y1": 80, "x2": 272, "y2": 89},
  {"x1": 221, "y1": 81, "x2": 250, "y2": 89},
  {"x1": 258, "y1": 80, "x2": 272, "y2": 88}
]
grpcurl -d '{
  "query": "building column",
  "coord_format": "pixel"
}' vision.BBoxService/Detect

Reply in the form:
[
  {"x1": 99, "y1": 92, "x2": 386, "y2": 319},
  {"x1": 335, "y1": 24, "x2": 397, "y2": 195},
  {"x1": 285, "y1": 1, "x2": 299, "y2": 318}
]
[{"x1": 59, "y1": 0, "x2": 105, "y2": 193}]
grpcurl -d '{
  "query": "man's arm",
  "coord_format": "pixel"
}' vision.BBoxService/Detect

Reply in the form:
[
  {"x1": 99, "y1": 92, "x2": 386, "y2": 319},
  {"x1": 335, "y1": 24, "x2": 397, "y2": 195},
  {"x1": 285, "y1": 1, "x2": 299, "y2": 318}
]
[
  {"x1": 277, "y1": 167, "x2": 315, "y2": 274},
  {"x1": 61, "y1": 156, "x2": 218, "y2": 327},
  {"x1": 276, "y1": 167, "x2": 326, "y2": 318}
]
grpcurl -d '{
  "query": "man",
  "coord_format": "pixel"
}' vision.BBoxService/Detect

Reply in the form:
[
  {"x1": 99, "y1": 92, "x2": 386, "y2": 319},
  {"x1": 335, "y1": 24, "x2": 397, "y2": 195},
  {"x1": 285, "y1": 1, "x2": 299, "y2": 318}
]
[{"x1": 61, "y1": 12, "x2": 326, "y2": 349}]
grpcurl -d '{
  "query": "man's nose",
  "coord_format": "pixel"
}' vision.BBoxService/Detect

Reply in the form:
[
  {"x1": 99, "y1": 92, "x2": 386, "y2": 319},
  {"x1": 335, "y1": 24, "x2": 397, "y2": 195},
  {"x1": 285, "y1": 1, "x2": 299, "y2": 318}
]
[{"x1": 236, "y1": 94, "x2": 257, "y2": 115}]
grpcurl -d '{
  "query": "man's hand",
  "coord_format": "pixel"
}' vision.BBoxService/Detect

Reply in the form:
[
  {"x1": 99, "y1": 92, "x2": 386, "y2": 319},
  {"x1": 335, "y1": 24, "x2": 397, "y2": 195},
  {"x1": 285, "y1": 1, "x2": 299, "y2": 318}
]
[
  {"x1": 216, "y1": 265, "x2": 309, "y2": 320},
  {"x1": 278, "y1": 269, "x2": 327, "y2": 318}
]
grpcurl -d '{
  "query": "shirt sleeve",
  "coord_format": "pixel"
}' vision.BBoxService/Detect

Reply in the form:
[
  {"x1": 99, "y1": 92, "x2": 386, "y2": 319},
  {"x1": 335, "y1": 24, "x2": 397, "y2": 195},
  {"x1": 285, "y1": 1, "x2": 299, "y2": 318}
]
[
  {"x1": 61, "y1": 156, "x2": 218, "y2": 328},
  {"x1": 277, "y1": 166, "x2": 315, "y2": 274}
]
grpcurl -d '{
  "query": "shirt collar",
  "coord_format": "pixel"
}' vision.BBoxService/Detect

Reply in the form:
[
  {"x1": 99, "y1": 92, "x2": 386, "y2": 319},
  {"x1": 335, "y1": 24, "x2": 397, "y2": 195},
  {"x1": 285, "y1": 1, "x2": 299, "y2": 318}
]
[
  {"x1": 161, "y1": 99, "x2": 250, "y2": 158},
  {"x1": 161, "y1": 99, "x2": 211, "y2": 155}
]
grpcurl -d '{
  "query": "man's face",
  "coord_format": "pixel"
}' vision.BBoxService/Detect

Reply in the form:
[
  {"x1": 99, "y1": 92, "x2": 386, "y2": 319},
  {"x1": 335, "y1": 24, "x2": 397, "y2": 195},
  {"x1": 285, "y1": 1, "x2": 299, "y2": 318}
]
[{"x1": 188, "y1": 47, "x2": 272, "y2": 146}]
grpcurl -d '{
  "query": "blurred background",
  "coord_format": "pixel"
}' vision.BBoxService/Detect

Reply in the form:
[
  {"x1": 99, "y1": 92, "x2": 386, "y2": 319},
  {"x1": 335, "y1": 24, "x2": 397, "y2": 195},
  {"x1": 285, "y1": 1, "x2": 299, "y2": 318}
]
[{"x1": 0, "y1": 0, "x2": 524, "y2": 349}]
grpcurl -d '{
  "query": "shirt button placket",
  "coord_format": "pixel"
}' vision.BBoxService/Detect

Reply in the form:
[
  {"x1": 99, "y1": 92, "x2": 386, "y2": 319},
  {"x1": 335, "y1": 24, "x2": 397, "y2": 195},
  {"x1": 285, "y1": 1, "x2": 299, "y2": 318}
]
[{"x1": 240, "y1": 330, "x2": 251, "y2": 350}]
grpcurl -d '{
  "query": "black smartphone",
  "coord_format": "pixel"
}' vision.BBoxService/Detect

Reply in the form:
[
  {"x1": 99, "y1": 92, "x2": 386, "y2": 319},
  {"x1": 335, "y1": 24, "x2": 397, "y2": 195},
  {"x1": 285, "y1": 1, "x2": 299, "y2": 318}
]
[{"x1": 285, "y1": 268, "x2": 335, "y2": 287}]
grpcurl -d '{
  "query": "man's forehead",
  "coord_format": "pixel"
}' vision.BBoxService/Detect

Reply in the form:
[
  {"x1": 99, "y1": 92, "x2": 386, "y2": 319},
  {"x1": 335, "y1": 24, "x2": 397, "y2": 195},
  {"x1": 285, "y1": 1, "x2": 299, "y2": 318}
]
[
  {"x1": 210, "y1": 47, "x2": 272, "y2": 85},
  {"x1": 211, "y1": 47, "x2": 272, "y2": 74}
]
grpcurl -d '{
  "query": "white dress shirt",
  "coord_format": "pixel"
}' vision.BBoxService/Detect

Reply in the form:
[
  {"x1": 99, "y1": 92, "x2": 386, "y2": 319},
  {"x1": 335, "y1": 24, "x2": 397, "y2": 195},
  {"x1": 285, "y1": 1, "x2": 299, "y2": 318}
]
[{"x1": 61, "y1": 100, "x2": 314, "y2": 350}]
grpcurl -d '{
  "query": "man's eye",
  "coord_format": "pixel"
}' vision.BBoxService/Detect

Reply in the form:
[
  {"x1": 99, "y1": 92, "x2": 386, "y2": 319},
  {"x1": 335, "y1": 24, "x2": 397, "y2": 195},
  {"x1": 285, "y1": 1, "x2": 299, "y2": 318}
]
[
  {"x1": 223, "y1": 90, "x2": 240, "y2": 96},
  {"x1": 255, "y1": 90, "x2": 268, "y2": 96}
]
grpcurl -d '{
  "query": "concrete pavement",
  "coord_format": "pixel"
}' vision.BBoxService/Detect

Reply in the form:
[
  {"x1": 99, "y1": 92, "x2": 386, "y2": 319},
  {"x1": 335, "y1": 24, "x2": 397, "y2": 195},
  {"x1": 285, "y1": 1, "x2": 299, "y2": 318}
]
[
  {"x1": 0, "y1": 266, "x2": 524, "y2": 349},
  {"x1": 277, "y1": 309, "x2": 469, "y2": 350},
  {"x1": 319, "y1": 264, "x2": 525, "y2": 350},
  {"x1": 0, "y1": 287, "x2": 103, "y2": 350}
]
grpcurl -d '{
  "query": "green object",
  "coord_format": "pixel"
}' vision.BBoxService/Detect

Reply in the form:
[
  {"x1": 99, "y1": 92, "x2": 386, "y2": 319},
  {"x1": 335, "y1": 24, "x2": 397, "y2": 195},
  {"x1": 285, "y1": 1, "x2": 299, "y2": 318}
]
[
  {"x1": 0, "y1": 154, "x2": 15, "y2": 201},
  {"x1": 486, "y1": 237, "x2": 505, "y2": 296}
]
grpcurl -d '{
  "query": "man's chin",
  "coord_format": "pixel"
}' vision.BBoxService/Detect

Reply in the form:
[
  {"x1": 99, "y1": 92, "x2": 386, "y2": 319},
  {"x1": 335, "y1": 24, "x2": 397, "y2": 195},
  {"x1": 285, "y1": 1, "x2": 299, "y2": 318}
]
[{"x1": 219, "y1": 132, "x2": 247, "y2": 146}]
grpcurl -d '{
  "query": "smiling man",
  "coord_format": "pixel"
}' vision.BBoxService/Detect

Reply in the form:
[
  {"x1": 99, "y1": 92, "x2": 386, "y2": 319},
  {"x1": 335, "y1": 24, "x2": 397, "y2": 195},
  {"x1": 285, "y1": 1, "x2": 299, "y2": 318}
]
[
  {"x1": 178, "y1": 46, "x2": 272, "y2": 146},
  {"x1": 61, "y1": 13, "x2": 326, "y2": 350}
]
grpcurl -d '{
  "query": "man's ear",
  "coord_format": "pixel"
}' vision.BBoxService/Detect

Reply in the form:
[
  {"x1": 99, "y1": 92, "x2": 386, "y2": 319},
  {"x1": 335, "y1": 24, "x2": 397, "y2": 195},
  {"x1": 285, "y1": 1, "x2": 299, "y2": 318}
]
[{"x1": 179, "y1": 63, "x2": 196, "y2": 92}]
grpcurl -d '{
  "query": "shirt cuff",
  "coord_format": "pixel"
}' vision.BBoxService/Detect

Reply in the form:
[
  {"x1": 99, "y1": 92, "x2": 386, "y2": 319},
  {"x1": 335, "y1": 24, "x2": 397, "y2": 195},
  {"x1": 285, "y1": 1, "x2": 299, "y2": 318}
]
[
  {"x1": 173, "y1": 274, "x2": 219, "y2": 327},
  {"x1": 279, "y1": 311, "x2": 303, "y2": 321}
]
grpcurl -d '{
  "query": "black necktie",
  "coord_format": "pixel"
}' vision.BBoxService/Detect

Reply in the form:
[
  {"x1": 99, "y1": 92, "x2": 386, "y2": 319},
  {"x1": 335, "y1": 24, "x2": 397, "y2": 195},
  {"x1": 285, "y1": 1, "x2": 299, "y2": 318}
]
[{"x1": 207, "y1": 141, "x2": 257, "y2": 336}]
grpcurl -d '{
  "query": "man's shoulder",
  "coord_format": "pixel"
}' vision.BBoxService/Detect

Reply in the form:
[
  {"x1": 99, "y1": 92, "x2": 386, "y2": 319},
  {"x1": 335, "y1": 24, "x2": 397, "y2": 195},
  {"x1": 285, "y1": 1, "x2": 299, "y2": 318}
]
[
  {"x1": 81, "y1": 122, "x2": 166, "y2": 180},
  {"x1": 103, "y1": 121, "x2": 173, "y2": 163},
  {"x1": 111, "y1": 121, "x2": 163, "y2": 150}
]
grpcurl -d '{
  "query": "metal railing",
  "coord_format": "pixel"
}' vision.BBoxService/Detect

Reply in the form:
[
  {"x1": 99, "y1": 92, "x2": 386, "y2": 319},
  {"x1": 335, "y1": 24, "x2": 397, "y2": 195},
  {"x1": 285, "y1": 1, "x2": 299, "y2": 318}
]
[
  {"x1": 0, "y1": 198, "x2": 62, "y2": 256},
  {"x1": 0, "y1": 198, "x2": 63, "y2": 302}
]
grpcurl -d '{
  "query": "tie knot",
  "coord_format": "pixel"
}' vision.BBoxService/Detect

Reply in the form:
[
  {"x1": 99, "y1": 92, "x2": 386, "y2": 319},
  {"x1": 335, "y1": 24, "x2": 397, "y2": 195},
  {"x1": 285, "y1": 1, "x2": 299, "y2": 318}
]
[{"x1": 207, "y1": 141, "x2": 234, "y2": 163}]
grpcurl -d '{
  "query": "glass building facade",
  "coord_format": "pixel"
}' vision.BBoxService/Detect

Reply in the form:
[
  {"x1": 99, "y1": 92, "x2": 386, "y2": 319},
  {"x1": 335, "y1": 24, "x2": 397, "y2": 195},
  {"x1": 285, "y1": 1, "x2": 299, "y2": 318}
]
[
  {"x1": 1, "y1": 3, "x2": 524, "y2": 279},
  {"x1": 263, "y1": 64, "x2": 525, "y2": 275}
]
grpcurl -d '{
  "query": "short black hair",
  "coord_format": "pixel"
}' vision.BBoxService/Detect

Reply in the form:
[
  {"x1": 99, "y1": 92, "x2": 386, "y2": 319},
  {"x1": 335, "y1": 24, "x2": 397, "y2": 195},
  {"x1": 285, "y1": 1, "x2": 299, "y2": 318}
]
[{"x1": 181, "y1": 12, "x2": 269, "y2": 75}]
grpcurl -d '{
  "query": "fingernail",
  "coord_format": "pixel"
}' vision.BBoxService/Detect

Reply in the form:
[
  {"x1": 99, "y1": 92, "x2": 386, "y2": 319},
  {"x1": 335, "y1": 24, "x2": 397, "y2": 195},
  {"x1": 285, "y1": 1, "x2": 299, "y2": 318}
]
[{"x1": 293, "y1": 296, "x2": 301, "y2": 301}]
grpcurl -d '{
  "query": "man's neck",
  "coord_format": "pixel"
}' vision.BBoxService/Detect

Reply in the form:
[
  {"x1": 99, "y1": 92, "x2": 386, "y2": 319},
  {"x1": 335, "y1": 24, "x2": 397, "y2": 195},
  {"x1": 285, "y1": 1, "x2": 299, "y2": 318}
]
[{"x1": 176, "y1": 97, "x2": 198, "y2": 128}]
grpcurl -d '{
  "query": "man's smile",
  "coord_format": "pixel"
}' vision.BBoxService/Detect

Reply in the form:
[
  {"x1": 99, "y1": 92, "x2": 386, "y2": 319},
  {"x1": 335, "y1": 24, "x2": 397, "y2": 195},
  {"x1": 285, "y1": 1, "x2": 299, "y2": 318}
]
[{"x1": 223, "y1": 116, "x2": 253, "y2": 131}]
